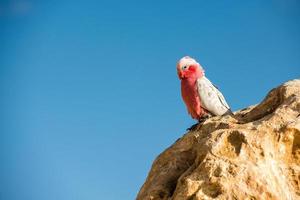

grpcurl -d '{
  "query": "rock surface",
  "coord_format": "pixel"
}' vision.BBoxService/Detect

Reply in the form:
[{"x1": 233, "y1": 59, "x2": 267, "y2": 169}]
[{"x1": 137, "y1": 79, "x2": 300, "y2": 200}]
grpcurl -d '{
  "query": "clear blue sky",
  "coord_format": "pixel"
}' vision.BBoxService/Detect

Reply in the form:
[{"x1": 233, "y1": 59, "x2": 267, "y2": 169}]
[{"x1": 1, "y1": 1, "x2": 299, "y2": 199}]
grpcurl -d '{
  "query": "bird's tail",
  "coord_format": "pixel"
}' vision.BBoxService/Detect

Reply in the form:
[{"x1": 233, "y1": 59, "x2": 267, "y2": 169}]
[{"x1": 223, "y1": 109, "x2": 234, "y2": 116}]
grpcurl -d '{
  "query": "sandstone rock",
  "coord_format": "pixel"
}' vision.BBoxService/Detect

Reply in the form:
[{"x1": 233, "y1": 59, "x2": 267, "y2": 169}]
[{"x1": 137, "y1": 79, "x2": 300, "y2": 200}]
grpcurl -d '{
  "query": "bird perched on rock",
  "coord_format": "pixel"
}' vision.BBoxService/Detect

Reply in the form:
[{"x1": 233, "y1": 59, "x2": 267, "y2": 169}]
[{"x1": 177, "y1": 56, "x2": 232, "y2": 124}]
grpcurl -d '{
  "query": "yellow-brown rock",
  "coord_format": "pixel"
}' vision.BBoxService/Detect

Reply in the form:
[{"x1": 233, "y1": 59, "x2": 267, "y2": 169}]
[{"x1": 137, "y1": 79, "x2": 300, "y2": 200}]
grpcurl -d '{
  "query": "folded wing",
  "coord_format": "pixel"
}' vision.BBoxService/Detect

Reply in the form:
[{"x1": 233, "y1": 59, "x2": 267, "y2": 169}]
[{"x1": 196, "y1": 77, "x2": 231, "y2": 116}]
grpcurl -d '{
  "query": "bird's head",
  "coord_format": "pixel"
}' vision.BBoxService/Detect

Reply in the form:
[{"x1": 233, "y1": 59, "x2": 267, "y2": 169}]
[{"x1": 176, "y1": 56, "x2": 204, "y2": 80}]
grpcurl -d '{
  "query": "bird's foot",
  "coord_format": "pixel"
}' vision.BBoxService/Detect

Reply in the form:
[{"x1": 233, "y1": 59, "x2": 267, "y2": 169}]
[
  {"x1": 187, "y1": 123, "x2": 199, "y2": 131},
  {"x1": 186, "y1": 116, "x2": 211, "y2": 131},
  {"x1": 199, "y1": 113, "x2": 212, "y2": 122}
]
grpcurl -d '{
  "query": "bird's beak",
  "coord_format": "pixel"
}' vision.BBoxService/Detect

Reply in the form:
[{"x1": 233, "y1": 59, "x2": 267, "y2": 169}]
[{"x1": 178, "y1": 71, "x2": 185, "y2": 79}]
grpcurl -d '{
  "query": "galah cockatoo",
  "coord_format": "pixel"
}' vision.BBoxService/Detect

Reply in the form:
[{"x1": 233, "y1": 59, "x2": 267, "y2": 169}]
[{"x1": 177, "y1": 56, "x2": 232, "y2": 122}]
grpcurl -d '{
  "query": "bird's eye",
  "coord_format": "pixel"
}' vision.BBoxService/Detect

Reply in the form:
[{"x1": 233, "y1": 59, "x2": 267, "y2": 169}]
[{"x1": 182, "y1": 66, "x2": 188, "y2": 70}]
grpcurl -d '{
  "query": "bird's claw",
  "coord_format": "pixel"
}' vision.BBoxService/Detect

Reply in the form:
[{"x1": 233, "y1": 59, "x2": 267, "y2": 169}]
[
  {"x1": 186, "y1": 115, "x2": 211, "y2": 131},
  {"x1": 187, "y1": 123, "x2": 199, "y2": 131}
]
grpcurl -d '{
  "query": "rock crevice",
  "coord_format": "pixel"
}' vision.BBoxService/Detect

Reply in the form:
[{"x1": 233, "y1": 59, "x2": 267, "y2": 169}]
[{"x1": 137, "y1": 79, "x2": 300, "y2": 200}]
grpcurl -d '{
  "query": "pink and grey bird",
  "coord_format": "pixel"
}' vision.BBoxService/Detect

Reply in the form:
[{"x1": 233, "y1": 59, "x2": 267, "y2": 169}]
[{"x1": 177, "y1": 56, "x2": 232, "y2": 121}]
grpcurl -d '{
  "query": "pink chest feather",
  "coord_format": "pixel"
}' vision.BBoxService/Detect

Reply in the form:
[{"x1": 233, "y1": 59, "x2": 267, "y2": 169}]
[{"x1": 181, "y1": 78, "x2": 203, "y2": 119}]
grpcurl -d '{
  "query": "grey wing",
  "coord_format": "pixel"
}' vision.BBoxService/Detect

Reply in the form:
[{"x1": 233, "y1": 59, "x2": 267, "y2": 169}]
[{"x1": 196, "y1": 77, "x2": 231, "y2": 116}]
